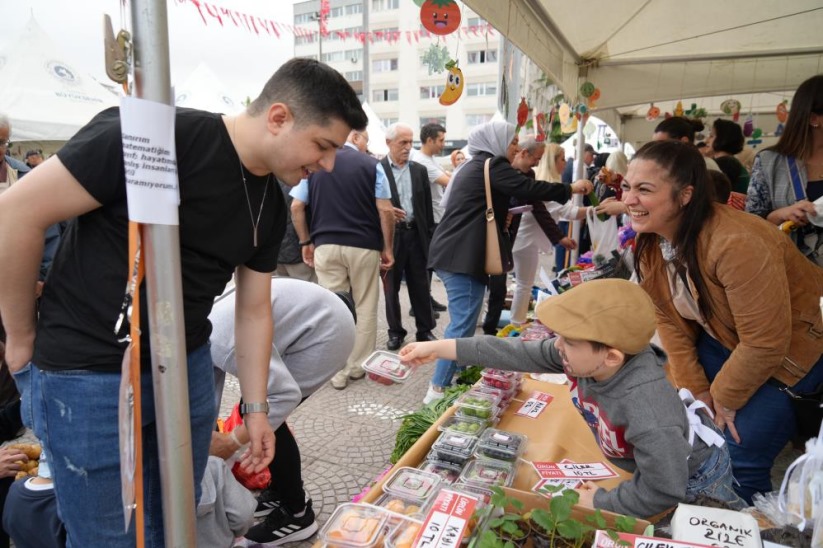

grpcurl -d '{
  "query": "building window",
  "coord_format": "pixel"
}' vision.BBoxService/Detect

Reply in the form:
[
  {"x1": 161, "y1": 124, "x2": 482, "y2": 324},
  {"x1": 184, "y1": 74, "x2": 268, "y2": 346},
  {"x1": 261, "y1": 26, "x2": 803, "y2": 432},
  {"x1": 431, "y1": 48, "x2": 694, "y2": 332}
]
[
  {"x1": 345, "y1": 49, "x2": 364, "y2": 61},
  {"x1": 419, "y1": 85, "x2": 445, "y2": 99},
  {"x1": 467, "y1": 49, "x2": 498, "y2": 64},
  {"x1": 294, "y1": 13, "x2": 314, "y2": 24},
  {"x1": 383, "y1": 117, "x2": 398, "y2": 126},
  {"x1": 330, "y1": 6, "x2": 344, "y2": 17},
  {"x1": 296, "y1": 34, "x2": 316, "y2": 45},
  {"x1": 465, "y1": 114, "x2": 493, "y2": 126},
  {"x1": 373, "y1": 26, "x2": 399, "y2": 39},
  {"x1": 345, "y1": 71, "x2": 363, "y2": 81},
  {"x1": 345, "y1": 3, "x2": 363, "y2": 15},
  {"x1": 420, "y1": 116, "x2": 446, "y2": 127},
  {"x1": 372, "y1": 0, "x2": 399, "y2": 11},
  {"x1": 466, "y1": 82, "x2": 497, "y2": 97},
  {"x1": 321, "y1": 51, "x2": 346, "y2": 63},
  {"x1": 373, "y1": 89, "x2": 399, "y2": 102},
  {"x1": 466, "y1": 16, "x2": 485, "y2": 27},
  {"x1": 372, "y1": 58, "x2": 398, "y2": 72}
]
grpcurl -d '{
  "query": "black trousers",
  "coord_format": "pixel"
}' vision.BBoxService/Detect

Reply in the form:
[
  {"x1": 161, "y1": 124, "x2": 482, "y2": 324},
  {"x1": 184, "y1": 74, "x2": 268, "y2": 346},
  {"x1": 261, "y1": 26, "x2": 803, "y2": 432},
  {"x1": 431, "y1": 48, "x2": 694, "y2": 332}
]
[
  {"x1": 482, "y1": 274, "x2": 508, "y2": 335},
  {"x1": 383, "y1": 226, "x2": 435, "y2": 338}
]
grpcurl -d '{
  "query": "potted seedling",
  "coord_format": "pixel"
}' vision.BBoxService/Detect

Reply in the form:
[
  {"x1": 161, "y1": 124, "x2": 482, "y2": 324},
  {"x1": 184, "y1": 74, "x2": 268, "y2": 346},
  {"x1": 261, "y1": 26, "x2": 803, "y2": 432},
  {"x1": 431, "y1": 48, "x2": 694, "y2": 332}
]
[{"x1": 476, "y1": 487, "x2": 531, "y2": 548}]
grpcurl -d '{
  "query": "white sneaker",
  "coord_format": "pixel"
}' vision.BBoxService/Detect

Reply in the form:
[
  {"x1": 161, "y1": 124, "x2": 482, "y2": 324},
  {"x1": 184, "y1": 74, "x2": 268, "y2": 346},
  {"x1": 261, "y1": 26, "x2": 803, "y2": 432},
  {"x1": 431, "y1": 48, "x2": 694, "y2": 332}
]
[
  {"x1": 423, "y1": 385, "x2": 444, "y2": 405},
  {"x1": 330, "y1": 371, "x2": 348, "y2": 390}
]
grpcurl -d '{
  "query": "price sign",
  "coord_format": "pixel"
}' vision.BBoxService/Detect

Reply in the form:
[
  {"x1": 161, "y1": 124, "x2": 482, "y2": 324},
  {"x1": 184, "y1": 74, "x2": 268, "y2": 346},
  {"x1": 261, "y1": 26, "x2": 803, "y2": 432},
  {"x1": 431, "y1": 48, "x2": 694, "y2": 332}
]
[
  {"x1": 415, "y1": 489, "x2": 479, "y2": 548},
  {"x1": 532, "y1": 461, "x2": 618, "y2": 480},
  {"x1": 515, "y1": 391, "x2": 553, "y2": 418},
  {"x1": 592, "y1": 530, "x2": 714, "y2": 548},
  {"x1": 532, "y1": 478, "x2": 581, "y2": 498}
]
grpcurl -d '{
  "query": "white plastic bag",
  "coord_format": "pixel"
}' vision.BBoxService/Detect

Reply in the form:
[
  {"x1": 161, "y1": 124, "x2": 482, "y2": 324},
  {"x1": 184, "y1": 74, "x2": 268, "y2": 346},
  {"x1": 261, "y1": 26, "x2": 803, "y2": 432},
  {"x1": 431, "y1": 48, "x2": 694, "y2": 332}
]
[
  {"x1": 586, "y1": 207, "x2": 620, "y2": 259},
  {"x1": 779, "y1": 421, "x2": 823, "y2": 546}
]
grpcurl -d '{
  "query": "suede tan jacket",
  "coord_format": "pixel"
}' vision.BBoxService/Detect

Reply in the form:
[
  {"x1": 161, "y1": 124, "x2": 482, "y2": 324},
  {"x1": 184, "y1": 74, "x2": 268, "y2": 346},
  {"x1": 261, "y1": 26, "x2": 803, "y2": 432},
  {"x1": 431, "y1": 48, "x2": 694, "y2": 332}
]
[{"x1": 640, "y1": 205, "x2": 823, "y2": 410}]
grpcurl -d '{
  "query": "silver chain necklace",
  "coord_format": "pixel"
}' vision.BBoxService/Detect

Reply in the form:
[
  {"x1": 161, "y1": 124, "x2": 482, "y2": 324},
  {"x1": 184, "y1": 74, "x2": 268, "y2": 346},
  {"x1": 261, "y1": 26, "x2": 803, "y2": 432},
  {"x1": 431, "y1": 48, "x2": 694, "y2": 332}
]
[{"x1": 233, "y1": 117, "x2": 270, "y2": 247}]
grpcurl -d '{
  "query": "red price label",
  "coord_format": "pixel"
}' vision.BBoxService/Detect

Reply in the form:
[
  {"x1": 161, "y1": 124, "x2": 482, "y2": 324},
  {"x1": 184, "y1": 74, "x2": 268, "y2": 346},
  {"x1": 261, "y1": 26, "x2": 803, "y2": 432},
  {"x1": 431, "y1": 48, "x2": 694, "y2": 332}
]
[
  {"x1": 592, "y1": 530, "x2": 714, "y2": 548},
  {"x1": 415, "y1": 489, "x2": 479, "y2": 548},
  {"x1": 515, "y1": 391, "x2": 553, "y2": 418}
]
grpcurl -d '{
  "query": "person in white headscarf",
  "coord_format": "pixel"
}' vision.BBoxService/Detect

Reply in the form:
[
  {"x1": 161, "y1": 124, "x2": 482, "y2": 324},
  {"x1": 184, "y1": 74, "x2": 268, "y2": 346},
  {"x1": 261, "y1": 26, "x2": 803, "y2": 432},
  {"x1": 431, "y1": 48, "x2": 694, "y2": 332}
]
[{"x1": 423, "y1": 121, "x2": 592, "y2": 404}]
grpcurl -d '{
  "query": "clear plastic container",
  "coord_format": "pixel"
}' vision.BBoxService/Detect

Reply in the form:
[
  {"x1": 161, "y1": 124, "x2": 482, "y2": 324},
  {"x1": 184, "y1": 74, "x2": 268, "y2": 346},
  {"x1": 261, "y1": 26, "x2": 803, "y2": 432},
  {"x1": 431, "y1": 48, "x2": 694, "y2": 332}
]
[
  {"x1": 475, "y1": 429, "x2": 527, "y2": 462},
  {"x1": 418, "y1": 459, "x2": 463, "y2": 484},
  {"x1": 458, "y1": 459, "x2": 515, "y2": 488},
  {"x1": 382, "y1": 467, "x2": 441, "y2": 501},
  {"x1": 440, "y1": 483, "x2": 494, "y2": 545},
  {"x1": 438, "y1": 415, "x2": 487, "y2": 437},
  {"x1": 451, "y1": 482, "x2": 495, "y2": 506},
  {"x1": 431, "y1": 431, "x2": 479, "y2": 466},
  {"x1": 374, "y1": 494, "x2": 427, "y2": 518},
  {"x1": 362, "y1": 350, "x2": 412, "y2": 385},
  {"x1": 480, "y1": 369, "x2": 521, "y2": 391},
  {"x1": 319, "y1": 502, "x2": 391, "y2": 548},
  {"x1": 385, "y1": 517, "x2": 423, "y2": 548},
  {"x1": 454, "y1": 393, "x2": 498, "y2": 420}
]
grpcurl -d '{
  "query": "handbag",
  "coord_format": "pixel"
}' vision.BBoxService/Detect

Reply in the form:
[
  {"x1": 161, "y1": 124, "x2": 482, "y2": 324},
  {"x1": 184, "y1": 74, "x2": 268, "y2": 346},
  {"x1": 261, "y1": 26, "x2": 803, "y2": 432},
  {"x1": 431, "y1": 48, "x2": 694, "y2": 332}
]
[
  {"x1": 483, "y1": 159, "x2": 504, "y2": 275},
  {"x1": 780, "y1": 381, "x2": 823, "y2": 441}
]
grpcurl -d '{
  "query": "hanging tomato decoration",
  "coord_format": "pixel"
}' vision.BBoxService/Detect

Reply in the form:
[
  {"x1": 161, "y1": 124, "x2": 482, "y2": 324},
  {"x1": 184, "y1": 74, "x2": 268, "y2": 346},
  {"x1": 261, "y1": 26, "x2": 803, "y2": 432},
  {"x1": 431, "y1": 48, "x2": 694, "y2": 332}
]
[
  {"x1": 589, "y1": 88, "x2": 601, "y2": 102},
  {"x1": 516, "y1": 97, "x2": 529, "y2": 129},
  {"x1": 535, "y1": 112, "x2": 546, "y2": 141},
  {"x1": 646, "y1": 104, "x2": 660, "y2": 121},
  {"x1": 420, "y1": 0, "x2": 461, "y2": 36},
  {"x1": 438, "y1": 60, "x2": 464, "y2": 106}
]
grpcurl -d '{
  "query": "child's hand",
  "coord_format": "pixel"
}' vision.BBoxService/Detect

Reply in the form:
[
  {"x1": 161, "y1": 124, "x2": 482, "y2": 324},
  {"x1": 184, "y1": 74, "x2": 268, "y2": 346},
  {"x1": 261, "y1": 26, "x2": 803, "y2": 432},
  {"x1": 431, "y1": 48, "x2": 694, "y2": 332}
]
[
  {"x1": 575, "y1": 482, "x2": 599, "y2": 508},
  {"x1": 398, "y1": 342, "x2": 438, "y2": 366}
]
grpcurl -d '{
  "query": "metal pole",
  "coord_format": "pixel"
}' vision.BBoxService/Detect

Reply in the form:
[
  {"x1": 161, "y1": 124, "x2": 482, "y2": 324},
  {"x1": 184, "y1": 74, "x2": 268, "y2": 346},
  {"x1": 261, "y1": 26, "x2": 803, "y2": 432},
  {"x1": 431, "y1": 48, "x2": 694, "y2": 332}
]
[
  {"x1": 130, "y1": 1, "x2": 197, "y2": 546},
  {"x1": 569, "y1": 120, "x2": 586, "y2": 265}
]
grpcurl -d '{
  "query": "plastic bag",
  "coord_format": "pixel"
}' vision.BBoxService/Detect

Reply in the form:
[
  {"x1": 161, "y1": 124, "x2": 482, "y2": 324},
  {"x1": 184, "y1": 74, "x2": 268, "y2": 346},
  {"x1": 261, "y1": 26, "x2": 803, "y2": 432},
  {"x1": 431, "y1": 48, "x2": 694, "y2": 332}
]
[
  {"x1": 221, "y1": 403, "x2": 271, "y2": 490},
  {"x1": 586, "y1": 207, "x2": 620, "y2": 259},
  {"x1": 778, "y1": 421, "x2": 823, "y2": 545}
]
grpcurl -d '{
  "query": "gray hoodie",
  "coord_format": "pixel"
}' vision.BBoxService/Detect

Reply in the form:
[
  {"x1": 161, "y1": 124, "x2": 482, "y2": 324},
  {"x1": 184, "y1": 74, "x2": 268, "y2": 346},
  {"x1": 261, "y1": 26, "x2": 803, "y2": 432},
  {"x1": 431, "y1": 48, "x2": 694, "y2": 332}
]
[
  {"x1": 456, "y1": 336, "x2": 716, "y2": 518},
  {"x1": 196, "y1": 456, "x2": 256, "y2": 548}
]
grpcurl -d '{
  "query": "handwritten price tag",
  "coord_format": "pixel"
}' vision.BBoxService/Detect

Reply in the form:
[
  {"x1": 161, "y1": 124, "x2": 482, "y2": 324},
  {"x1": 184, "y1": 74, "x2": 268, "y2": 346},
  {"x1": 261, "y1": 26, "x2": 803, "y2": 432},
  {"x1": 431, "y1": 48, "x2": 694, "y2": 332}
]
[
  {"x1": 415, "y1": 489, "x2": 479, "y2": 548},
  {"x1": 592, "y1": 530, "x2": 714, "y2": 548},
  {"x1": 515, "y1": 391, "x2": 553, "y2": 418},
  {"x1": 532, "y1": 461, "x2": 618, "y2": 480},
  {"x1": 532, "y1": 478, "x2": 581, "y2": 498}
]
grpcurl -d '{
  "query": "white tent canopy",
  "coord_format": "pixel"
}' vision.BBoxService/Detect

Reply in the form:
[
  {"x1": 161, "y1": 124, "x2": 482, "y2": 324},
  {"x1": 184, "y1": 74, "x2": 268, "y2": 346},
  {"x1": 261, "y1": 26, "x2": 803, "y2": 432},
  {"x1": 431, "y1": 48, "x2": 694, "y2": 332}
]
[
  {"x1": 175, "y1": 62, "x2": 242, "y2": 114},
  {"x1": 0, "y1": 17, "x2": 120, "y2": 142},
  {"x1": 361, "y1": 101, "x2": 389, "y2": 156},
  {"x1": 463, "y1": 0, "x2": 823, "y2": 139}
]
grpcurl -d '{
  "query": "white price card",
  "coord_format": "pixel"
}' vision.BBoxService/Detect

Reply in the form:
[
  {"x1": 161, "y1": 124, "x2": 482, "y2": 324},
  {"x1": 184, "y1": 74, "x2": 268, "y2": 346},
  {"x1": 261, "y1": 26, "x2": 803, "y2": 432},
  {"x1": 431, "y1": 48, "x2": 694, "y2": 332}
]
[
  {"x1": 515, "y1": 391, "x2": 553, "y2": 418},
  {"x1": 532, "y1": 478, "x2": 581, "y2": 498},
  {"x1": 415, "y1": 489, "x2": 479, "y2": 548},
  {"x1": 120, "y1": 96, "x2": 180, "y2": 225},
  {"x1": 532, "y1": 461, "x2": 618, "y2": 480},
  {"x1": 592, "y1": 530, "x2": 714, "y2": 548}
]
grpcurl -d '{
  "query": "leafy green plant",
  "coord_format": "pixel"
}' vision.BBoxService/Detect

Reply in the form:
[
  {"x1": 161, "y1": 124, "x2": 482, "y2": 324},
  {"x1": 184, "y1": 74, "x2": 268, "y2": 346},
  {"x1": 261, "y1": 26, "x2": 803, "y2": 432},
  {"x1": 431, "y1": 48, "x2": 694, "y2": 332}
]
[
  {"x1": 476, "y1": 487, "x2": 529, "y2": 548},
  {"x1": 456, "y1": 365, "x2": 483, "y2": 385}
]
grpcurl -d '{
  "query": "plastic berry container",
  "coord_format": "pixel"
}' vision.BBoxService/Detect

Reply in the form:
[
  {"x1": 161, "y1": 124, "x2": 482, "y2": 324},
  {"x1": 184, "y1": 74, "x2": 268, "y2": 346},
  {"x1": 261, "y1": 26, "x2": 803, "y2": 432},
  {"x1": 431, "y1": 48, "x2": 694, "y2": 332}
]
[
  {"x1": 475, "y1": 429, "x2": 527, "y2": 462},
  {"x1": 362, "y1": 350, "x2": 412, "y2": 385},
  {"x1": 451, "y1": 482, "x2": 495, "y2": 506},
  {"x1": 431, "y1": 431, "x2": 479, "y2": 466},
  {"x1": 382, "y1": 467, "x2": 442, "y2": 501},
  {"x1": 374, "y1": 494, "x2": 428, "y2": 519},
  {"x1": 454, "y1": 393, "x2": 498, "y2": 421},
  {"x1": 466, "y1": 386, "x2": 510, "y2": 413},
  {"x1": 438, "y1": 415, "x2": 487, "y2": 437},
  {"x1": 458, "y1": 459, "x2": 515, "y2": 488},
  {"x1": 319, "y1": 502, "x2": 391, "y2": 548},
  {"x1": 418, "y1": 459, "x2": 463, "y2": 484},
  {"x1": 385, "y1": 517, "x2": 423, "y2": 548},
  {"x1": 480, "y1": 369, "x2": 520, "y2": 391}
]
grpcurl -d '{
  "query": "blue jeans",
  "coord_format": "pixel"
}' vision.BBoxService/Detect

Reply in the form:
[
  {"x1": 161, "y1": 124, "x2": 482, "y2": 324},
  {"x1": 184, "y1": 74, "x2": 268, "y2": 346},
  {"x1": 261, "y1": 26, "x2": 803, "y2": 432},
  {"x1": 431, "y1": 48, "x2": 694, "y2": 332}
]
[
  {"x1": 685, "y1": 444, "x2": 746, "y2": 510},
  {"x1": 698, "y1": 331, "x2": 823, "y2": 503},
  {"x1": 29, "y1": 344, "x2": 216, "y2": 548},
  {"x1": 431, "y1": 270, "x2": 487, "y2": 388}
]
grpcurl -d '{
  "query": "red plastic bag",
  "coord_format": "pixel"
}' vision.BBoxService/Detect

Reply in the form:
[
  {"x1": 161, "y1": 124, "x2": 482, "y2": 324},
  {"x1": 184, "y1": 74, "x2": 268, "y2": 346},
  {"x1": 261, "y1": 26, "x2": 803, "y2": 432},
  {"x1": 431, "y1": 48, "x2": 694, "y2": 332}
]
[{"x1": 221, "y1": 403, "x2": 271, "y2": 490}]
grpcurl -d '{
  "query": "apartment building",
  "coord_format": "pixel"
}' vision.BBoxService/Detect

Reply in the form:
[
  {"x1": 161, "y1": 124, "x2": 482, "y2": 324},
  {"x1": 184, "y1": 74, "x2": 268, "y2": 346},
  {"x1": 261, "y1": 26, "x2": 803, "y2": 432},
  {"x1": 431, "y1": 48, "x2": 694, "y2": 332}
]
[{"x1": 293, "y1": 0, "x2": 501, "y2": 146}]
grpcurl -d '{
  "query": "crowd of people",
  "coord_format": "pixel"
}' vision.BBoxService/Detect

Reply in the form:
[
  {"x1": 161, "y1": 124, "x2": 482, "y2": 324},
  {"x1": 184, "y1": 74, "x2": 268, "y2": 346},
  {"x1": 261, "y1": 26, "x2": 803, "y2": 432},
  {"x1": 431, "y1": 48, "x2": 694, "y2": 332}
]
[{"x1": 0, "y1": 59, "x2": 820, "y2": 546}]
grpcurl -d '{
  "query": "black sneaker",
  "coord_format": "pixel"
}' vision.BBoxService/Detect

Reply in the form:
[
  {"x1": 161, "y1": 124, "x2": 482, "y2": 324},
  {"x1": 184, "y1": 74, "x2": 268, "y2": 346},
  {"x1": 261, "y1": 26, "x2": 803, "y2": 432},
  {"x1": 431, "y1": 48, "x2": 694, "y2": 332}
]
[
  {"x1": 253, "y1": 488, "x2": 282, "y2": 518},
  {"x1": 243, "y1": 500, "x2": 318, "y2": 546}
]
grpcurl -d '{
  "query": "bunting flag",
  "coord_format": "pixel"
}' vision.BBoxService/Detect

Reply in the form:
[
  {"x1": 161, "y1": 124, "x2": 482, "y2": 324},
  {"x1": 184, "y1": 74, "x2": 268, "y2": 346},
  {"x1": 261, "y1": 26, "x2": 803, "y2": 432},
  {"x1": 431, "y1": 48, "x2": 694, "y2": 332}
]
[{"x1": 180, "y1": 0, "x2": 495, "y2": 43}]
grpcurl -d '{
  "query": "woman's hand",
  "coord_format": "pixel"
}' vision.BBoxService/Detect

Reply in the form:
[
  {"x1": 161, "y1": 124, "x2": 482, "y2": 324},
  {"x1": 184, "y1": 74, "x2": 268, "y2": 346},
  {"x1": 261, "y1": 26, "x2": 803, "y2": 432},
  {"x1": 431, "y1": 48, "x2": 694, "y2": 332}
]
[
  {"x1": 769, "y1": 200, "x2": 817, "y2": 226},
  {"x1": 237, "y1": 413, "x2": 274, "y2": 474},
  {"x1": 398, "y1": 342, "x2": 439, "y2": 366},
  {"x1": 570, "y1": 179, "x2": 593, "y2": 195},
  {"x1": 595, "y1": 197, "x2": 627, "y2": 217},
  {"x1": 713, "y1": 400, "x2": 741, "y2": 444},
  {"x1": 558, "y1": 237, "x2": 577, "y2": 250}
]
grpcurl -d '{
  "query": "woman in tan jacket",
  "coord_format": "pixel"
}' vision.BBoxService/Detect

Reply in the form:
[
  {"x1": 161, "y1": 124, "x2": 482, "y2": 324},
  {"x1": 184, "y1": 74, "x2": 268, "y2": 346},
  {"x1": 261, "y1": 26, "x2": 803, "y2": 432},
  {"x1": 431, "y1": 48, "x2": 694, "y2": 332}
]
[{"x1": 627, "y1": 140, "x2": 823, "y2": 503}]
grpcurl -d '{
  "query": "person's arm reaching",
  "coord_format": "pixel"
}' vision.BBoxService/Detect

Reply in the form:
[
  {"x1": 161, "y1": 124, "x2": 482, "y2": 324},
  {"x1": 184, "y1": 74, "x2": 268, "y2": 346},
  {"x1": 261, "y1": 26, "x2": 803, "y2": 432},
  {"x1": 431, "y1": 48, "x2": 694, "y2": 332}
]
[
  {"x1": 232, "y1": 265, "x2": 276, "y2": 473},
  {"x1": 0, "y1": 159, "x2": 101, "y2": 371}
]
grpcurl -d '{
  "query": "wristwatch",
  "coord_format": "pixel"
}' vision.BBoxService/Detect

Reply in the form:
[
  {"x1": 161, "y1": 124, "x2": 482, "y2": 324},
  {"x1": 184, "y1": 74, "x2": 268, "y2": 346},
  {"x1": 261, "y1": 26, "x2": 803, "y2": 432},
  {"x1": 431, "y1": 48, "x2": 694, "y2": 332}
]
[
  {"x1": 239, "y1": 402, "x2": 269, "y2": 416},
  {"x1": 299, "y1": 240, "x2": 312, "y2": 247}
]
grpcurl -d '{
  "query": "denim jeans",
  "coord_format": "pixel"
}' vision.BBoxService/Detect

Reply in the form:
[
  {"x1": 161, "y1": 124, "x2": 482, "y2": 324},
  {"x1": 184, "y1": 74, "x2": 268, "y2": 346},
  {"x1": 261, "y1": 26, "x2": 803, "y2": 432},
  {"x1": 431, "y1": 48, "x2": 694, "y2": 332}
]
[
  {"x1": 685, "y1": 444, "x2": 746, "y2": 509},
  {"x1": 430, "y1": 270, "x2": 487, "y2": 388},
  {"x1": 698, "y1": 331, "x2": 823, "y2": 503},
  {"x1": 30, "y1": 344, "x2": 216, "y2": 548}
]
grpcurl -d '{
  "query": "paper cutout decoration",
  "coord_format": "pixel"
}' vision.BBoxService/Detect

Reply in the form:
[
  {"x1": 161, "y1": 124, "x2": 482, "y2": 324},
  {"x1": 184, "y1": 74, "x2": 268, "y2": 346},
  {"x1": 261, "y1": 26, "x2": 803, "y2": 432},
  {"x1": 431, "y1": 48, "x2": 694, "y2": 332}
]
[
  {"x1": 776, "y1": 100, "x2": 789, "y2": 123},
  {"x1": 516, "y1": 97, "x2": 529, "y2": 130},
  {"x1": 438, "y1": 59, "x2": 463, "y2": 105},
  {"x1": 558, "y1": 103, "x2": 571, "y2": 126},
  {"x1": 535, "y1": 112, "x2": 547, "y2": 142},
  {"x1": 646, "y1": 104, "x2": 660, "y2": 121},
  {"x1": 579, "y1": 81, "x2": 595, "y2": 98},
  {"x1": 674, "y1": 101, "x2": 684, "y2": 117},
  {"x1": 420, "y1": 0, "x2": 461, "y2": 36},
  {"x1": 743, "y1": 114, "x2": 754, "y2": 137},
  {"x1": 720, "y1": 99, "x2": 742, "y2": 122}
]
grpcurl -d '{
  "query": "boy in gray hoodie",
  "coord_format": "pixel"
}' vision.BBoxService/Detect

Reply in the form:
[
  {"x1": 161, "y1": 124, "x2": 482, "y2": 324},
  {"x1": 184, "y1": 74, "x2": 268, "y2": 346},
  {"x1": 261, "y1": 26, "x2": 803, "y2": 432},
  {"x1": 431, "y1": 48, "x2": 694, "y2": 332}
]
[{"x1": 399, "y1": 279, "x2": 744, "y2": 519}]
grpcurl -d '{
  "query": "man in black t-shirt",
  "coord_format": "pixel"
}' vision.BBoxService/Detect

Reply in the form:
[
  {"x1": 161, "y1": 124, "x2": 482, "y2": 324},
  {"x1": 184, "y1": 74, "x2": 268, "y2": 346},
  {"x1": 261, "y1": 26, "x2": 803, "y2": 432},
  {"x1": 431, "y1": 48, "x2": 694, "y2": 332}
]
[{"x1": 0, "y1": 59, "x2": 367, "y2": 547}]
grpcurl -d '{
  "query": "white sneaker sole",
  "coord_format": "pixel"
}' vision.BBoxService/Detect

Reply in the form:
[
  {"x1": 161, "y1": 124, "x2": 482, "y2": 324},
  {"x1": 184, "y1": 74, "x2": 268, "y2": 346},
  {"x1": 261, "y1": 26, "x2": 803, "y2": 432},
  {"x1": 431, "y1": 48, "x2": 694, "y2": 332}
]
[{"x1": 240, "y1": 521, "x2": 319, "y2": 547}]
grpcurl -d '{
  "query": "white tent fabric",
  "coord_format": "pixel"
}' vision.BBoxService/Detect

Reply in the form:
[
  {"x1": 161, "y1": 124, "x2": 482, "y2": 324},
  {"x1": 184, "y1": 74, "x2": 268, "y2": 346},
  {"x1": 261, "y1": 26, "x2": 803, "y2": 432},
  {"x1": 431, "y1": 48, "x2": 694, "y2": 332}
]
[
  {"x1": 361, "y1": 101, "x2": 389, "y2": 156},
  {"x1": 0, "y1": 17, "x2": 120, "y2": 142},
  {"x1": 463, "y1": 0, "x2": 822, "y2": 132},
  {"x1": 175, "y1": 62, "x2": 242, "y2": 114}
]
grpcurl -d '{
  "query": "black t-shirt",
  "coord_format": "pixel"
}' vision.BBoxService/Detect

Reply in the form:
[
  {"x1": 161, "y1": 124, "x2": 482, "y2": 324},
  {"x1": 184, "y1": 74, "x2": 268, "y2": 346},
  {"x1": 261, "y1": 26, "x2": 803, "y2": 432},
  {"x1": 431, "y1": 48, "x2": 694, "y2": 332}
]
[{"x1": 35, "y1": 107, "x2": 285, "y2": 371}]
